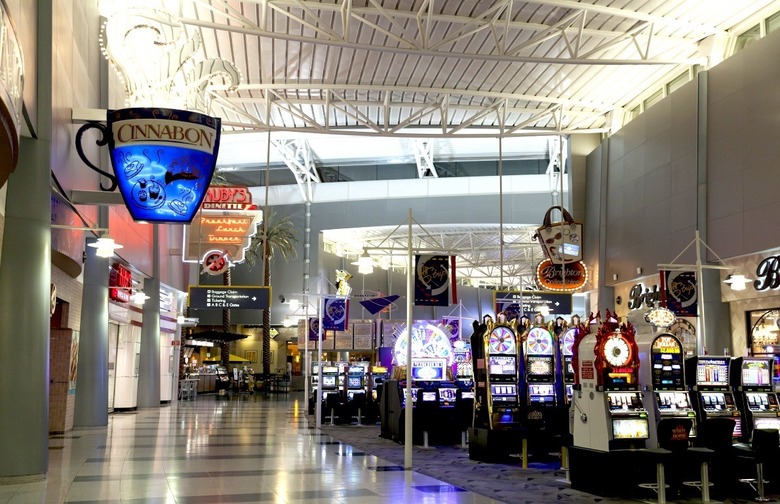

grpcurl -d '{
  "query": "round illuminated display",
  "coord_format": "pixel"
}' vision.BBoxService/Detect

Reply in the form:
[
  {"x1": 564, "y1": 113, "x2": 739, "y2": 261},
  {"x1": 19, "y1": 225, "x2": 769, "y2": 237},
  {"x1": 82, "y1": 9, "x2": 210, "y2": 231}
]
[
  {"x1": 562, "y1": 328, "x2": 577, "y2": 355},
  {"x1": 393, "y1": 322, "x2": 454, "y2": 366},
  {"x1": 488, "y1": 326, "x2": 516, "y2": 355},
  {"x1": 527, "y1": 327, "x2": 554, "y2": 355},
  {"x1": 604, "y1": 334, "x2": 631, "y2": 367}
]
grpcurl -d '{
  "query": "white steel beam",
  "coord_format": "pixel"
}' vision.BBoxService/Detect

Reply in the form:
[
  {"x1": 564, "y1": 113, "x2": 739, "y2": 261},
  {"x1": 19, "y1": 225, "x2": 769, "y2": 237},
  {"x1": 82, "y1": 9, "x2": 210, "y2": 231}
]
[{"x1": 412, "y1": 139, "x2": 437, "y2": 178}]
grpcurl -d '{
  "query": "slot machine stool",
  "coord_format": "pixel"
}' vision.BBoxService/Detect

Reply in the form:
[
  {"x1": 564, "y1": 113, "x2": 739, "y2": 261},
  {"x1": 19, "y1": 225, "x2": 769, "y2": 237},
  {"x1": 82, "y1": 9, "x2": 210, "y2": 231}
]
[
  {"x1": 636, "y1": 448, "x2": 673, "y2": 504},
  {"x1": 735, "y1": 428, "x2": 780, "y2": 502}
]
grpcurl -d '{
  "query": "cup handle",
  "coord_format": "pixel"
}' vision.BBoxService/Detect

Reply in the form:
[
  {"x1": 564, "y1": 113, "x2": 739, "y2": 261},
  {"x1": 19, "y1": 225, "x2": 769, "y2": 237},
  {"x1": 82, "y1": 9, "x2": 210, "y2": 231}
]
[{"x1": 75, "y1": 122, "x2": 117, "y2": 192}]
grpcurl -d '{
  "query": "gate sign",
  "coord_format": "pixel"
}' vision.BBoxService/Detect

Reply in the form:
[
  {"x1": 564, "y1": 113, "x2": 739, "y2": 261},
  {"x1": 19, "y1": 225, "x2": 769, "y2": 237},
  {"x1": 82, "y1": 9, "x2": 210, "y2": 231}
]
[{"x1": 184, "y1": 185, "x2": 262, "y2": 267}]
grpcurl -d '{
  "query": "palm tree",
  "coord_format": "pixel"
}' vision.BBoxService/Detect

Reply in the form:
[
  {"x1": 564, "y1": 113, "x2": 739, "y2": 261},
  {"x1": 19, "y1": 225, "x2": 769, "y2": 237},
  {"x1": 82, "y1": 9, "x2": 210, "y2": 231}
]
[{"x1": 246, "y1": 210, "x2": 299, "y2": 386}]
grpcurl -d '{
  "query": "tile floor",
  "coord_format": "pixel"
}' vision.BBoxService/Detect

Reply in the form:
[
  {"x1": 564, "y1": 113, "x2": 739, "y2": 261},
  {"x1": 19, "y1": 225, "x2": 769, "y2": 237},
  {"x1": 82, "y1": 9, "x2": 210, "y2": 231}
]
[{"x1": 0, "y1": 394, "x2": 505, "y2": 504}]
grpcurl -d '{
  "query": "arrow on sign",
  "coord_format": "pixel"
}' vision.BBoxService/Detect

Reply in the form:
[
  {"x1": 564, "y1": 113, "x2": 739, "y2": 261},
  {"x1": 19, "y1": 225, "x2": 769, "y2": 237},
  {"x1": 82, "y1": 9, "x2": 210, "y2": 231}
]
[{"x1": 251, "y1": 296, "x2": 257, "y2": 301}]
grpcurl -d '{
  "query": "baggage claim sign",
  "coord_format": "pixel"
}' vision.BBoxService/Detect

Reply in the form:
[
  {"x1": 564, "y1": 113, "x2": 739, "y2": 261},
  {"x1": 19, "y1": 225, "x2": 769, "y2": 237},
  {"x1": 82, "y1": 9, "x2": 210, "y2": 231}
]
[{"x1": 183, "y1": 186, "x2": 262, "y2": 275}]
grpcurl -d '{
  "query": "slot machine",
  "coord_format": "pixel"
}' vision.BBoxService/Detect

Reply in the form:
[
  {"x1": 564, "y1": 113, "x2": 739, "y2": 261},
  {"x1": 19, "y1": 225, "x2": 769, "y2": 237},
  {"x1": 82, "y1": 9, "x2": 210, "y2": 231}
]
[
  {"x1": 731, "y1": 357, "x2": 780, "y2": 440},
  {"x1": 346, "y1": 366, "x2": 366, "y2": 401},
  {"x1": 370, "y1": 365, "x2": 389, "y2": 401},
  {"x1": 686, "y1": 356, "x2": 741, "y2": 440},
  {"x1": 637, "y1": 331, "x2": 696, "y2": 448},
  {"x1": 572, "y1": 312, "x2": 648, "y2": 452},
  {"x1": 320, "y1": 365, "x2": 339, "y2": 400},
  {"x1": 452, "y1": 339, "x2": 474, "y2": 387},
  {"x1": 473, "y1": 317, "x2": 522, "y2": 431},
  {"x1": 525, "y1": 322, "x2": 557, "y2": 407},
  {"x1": 557, "y1": 319, "x2": 580, "y2": 405}
]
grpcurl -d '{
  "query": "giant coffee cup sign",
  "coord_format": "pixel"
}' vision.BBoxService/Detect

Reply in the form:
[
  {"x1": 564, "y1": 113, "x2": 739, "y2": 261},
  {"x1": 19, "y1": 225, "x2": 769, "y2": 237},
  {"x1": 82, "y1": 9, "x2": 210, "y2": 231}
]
[{"x1": 108, "y1": 108, "x2": 220, "y2": 223}]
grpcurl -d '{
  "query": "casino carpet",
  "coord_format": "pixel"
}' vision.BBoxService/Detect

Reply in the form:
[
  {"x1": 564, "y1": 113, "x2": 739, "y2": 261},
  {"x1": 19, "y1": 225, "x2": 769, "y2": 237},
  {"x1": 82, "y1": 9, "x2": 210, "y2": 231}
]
[{"x1": 314, "y1": 418, "x2": 780, "y2": 504}]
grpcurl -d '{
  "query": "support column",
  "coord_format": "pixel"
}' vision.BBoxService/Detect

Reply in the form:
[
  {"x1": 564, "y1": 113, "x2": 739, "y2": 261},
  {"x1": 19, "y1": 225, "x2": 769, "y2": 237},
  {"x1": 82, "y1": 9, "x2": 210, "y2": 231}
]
[
  {"x1": 0, "y1": 136, "x2": 52, "y2": 480},
  {"x1": 73, "y1": 237, "x2": 110, "y2": 427},
  {"x1": 596, "y1": 138, "x2": 614, "y2": 312},
  {"x1": 138, "y1": 225, "x2": 161, "y2": 407},
  {"x1": 695, "y1": 71, "x2": 731, "y2": 353},
  {"x1": 0, "y1": 0, "x2": 53, "y2": 480}
]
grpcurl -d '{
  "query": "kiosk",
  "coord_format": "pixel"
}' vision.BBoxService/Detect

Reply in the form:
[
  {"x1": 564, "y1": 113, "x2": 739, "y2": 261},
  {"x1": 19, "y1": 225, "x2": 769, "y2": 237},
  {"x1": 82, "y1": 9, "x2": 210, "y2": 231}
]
[
  {"x1": 686, "y1": 356, "x2": 741, "y2": 439},
  {"x1": 731, "y1": 357, "x2": 780, "y2": 441},
  {"x1": 637, "y1": 330, "x2": 696, "y2": 448}
]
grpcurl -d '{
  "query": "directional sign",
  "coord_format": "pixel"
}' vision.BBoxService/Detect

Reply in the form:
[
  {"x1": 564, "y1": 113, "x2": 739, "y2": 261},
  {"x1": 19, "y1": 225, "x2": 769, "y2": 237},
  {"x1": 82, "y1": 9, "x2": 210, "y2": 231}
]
[
  {"x1": 494, "y1": 290, "x2": 572, "y2": 317},
  {"x1": 188, "y1": 286, "x2": 271, "y2": 310}
]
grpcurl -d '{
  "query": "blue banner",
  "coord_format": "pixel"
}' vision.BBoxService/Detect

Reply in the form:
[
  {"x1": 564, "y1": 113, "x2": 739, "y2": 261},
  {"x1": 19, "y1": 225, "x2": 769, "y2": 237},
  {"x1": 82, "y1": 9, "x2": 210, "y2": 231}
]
[
  {"x1": 308, "y1": 317, "x2": 321, "y2": 342},
  {"x1": 414, "y1": 255, "x2": 451, "y2": 306},
  {"x1": 322, "y1": 296, "x2": 349, "y2": 331}
]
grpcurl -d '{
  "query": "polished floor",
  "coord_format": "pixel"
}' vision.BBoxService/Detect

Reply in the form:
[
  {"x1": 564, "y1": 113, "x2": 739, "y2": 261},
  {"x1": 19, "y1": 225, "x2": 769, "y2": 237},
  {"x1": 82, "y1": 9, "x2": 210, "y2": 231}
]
[{"x1": 0, "y1": 393, "x2": 505, "y2": 504}]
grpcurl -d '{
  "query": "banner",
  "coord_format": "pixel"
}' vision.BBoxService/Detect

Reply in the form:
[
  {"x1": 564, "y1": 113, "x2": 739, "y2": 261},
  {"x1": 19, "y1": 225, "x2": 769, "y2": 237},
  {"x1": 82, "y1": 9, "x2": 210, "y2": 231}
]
[
  {"x1": 414, "y1": 255, "x2": 452, "y2": 306},
  {"x1": 442, "y1": 316, "x2": 461, "y2": 340},
  {"x1": 322, "y1": 296, "x2": 349, "y2": 331},
  {"x1": 660, "y1": 270, "x2": 698, "y2": 317},
  {"x1": 308, "y1": 317, "x2": 322, "y2": 342}
]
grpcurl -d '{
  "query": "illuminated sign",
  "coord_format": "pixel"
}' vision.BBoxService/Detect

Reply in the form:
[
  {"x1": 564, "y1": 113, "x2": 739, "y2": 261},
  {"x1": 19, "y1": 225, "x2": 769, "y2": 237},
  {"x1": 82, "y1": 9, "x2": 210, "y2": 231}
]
[
  {"x1": 183, "y1": 185, "x2": 262, "y2": 267},
  {"x1": 107, "y1": 107, "x2": 220, "y2": 223},
  {"x1": 109, "y1": 263, "x2": 132, "y2": 303},
  {"x1": 535, "y1": 259, "x2": 588, "y2": 291}
]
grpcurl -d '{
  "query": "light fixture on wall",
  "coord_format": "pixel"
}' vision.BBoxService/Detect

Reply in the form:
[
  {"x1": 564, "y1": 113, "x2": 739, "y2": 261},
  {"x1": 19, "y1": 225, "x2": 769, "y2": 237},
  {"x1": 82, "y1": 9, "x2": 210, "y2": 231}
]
[
  {"x1": 723, "y1": 273, "x2": 751, "y2": 291},
  {"x1": 88, "y1": 234, "x2": 124, "y2": 258},
  {"x1": 352, "y1": 249, "x2": 374, "y2": 275},
  {"x1": 131, "y1": 291, "x2": 150, "y2": 305}
]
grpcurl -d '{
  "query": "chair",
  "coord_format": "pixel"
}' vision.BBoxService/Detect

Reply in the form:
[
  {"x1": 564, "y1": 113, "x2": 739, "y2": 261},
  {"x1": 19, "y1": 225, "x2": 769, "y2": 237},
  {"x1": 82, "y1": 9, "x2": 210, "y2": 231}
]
[
  {"x1": 454, "y1": 392, "x2": 474, "y2": 448},
  {"x1": 324, "y1": 392, "x2": 342, "y2": 425},
  {"x1": 695, "y1": 417, "x2": 736, "y2": 497},
  {"x1": 639, "y1": 418, "x2": 694, "y2": 504},
  {"x1": 350, "y1": 392, "x2": 367, "y2": 425},
  {"x1": 414, "y1": 390, "x2": 440, "y2": 447},
  {"x1": 736, "y1": 428, "x2": 780, "y2": 502}
]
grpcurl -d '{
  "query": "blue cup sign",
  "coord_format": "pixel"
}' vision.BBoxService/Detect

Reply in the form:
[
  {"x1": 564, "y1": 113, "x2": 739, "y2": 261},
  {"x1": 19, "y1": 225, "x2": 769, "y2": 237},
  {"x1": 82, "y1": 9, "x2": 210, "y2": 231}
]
[{"x1": 107, "y1": 108, "x2": 220, "y2": 223}]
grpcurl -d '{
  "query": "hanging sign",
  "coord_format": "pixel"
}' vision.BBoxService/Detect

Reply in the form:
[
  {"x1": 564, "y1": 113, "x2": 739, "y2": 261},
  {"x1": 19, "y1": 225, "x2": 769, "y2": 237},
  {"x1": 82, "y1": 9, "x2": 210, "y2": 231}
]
[
  {"x1": 414, "y1": 255, "x2": 454, "y2": 306},
  {"x1": 660, "y1": 270, "x2": 698, "y2": 317},
  {"x1": 322, "y1": 296, "x2": 349, "y2": 331},
  {"x1": 535, "y1": 259, "x2": 588, "y2": 291},
  {"x1": 184, "y1": 185, "x2": 262, "y2": 268},
  {"x1": 106, "y1": 107, "x2": 220, "y2": 223},
  {"x1": 533, "y1": 206, "x2": 584, "y2": 265}
]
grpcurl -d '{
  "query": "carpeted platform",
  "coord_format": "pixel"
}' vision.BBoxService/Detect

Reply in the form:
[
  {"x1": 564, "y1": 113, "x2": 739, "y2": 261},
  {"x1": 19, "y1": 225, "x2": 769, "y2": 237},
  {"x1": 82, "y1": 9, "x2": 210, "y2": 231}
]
[{"x1": 313, "y1": 417, "x2": 780, "y2": 504}]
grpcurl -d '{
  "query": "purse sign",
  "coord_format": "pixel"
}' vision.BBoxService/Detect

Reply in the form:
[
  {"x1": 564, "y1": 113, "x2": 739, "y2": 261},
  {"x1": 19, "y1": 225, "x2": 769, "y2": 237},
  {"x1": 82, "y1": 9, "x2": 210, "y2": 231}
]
[{"x1": 534, "y1": 206, "x2": 583, "y2": 265}]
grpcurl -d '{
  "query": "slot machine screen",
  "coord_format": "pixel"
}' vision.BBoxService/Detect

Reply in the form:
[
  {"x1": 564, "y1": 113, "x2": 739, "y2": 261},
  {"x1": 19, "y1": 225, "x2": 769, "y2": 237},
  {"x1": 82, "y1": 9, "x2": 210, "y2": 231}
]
[
  {"x1": 439, "y1": 388, "x2": 457, "y2": 403},
  {"x1": 411, "y1": 359, "x2": 446, "y2": 381},
  {"x1": 651, "y1": 335, "x2": 684, "y2": 389},
  {"x1": 322, "y1": 376, "x2": 336, "y2": 388},
  {"x1": 528, "y1": 384, "x2": 555, "y2": 403},
  {"x1": 488, "y1": 355, "x2": 516, "y2": 375},
  {"x1": 526, "y1": 356, "x2": 554, "y2": 382},
  {"x1": 490, "y1": 384, "x2": 517, "y2": 401},
  {"x1": 742, "y1": 360, "x2": 771, "y2": 387},
  {"x1": 411, "y1": 388, "x2": 420, "y2": 402},
  {"x1": 563, "y1": 356, "x2": 575, "y2": 382},
  {"x1": 657, "y1": 392, "x2": 690, "y2": 410},
  {"x1": 461, "y1": 391, "x2": 475, "y2": 400},
  {"x1": 612, "y1": 418, "x2": 649, "y2": 439},
  {"x1": 695, "y1": 358, "x2": 729, "y2": 387},
  {"x1": 348, "y1": 376, "x2": 362, "y2": 388},
  {"x1": 421, "y1": 391, "x2": 437, "y2": 402}
]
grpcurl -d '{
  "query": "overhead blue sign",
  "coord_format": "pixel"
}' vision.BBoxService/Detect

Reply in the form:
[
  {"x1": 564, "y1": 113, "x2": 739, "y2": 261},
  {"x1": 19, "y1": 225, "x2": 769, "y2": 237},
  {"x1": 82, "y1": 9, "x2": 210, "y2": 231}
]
[{"x1": 107, "y1": 107, "x2": 220, "y2": 223}]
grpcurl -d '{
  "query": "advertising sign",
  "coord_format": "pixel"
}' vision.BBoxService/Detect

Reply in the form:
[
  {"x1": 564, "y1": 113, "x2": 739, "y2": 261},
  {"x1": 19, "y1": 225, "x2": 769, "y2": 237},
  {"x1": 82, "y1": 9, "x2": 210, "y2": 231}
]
[
  {"x1": 414, "y1": 255, "x2": 453, "y2": 306},
  {"x1": 106, "y1": 107, "x2": 220, "y2": 223},
  {"x1": 184, "y1": 185, "x2": 262, "y2": 268},
  {"x1": 535, "y1": 259, "x2": 588, "y2": 291},
  {"x1": 660, "y1": 270, "x2": 697, "y2": 317},
  {"x1": 322, "y1": 296, "x2": 349, "y2": 331},
  {"x1": 109, "y1": 263, "x2": 132, "y2": 303}
]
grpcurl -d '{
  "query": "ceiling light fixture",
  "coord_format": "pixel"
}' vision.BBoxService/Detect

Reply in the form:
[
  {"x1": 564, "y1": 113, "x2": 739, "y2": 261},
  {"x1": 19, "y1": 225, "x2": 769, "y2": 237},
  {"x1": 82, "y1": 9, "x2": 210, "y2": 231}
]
[
  {"x1": 723, "y1": 273, "x2": 751, "y2": 291},
  {"x1": 87, "y1": 234, "x2": 124, "y2": 258},
  {"x1": 352, "y1": 249, "x2": 374, "y2": 275}
]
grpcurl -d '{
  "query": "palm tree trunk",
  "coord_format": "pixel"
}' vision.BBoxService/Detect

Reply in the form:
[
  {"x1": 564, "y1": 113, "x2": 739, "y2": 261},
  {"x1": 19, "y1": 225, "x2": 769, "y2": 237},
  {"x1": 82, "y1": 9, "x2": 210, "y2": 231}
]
[{"x1": 262, "y1": 240, "x2": 271, "y2": 384}]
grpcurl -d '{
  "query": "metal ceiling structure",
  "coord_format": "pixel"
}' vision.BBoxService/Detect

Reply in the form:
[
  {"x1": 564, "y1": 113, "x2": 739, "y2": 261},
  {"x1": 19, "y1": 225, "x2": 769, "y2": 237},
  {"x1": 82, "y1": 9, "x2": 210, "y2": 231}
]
[{"x1": 99, "y1": 0, "x2": 780, "y2": 288}]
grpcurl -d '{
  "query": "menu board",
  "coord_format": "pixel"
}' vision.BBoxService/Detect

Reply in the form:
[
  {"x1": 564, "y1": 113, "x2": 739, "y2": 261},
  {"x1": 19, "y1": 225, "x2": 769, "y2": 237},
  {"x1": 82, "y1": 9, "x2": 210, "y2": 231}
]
[
  {"x1": 651, "y1": 334, "x2": 684, "y2": 390},
  {"x1": 335, "y1": 330, "x2": 353, "y2": 350},
  {"x1": 353, "y1": 322, "x2": 374, "y2": 350}
]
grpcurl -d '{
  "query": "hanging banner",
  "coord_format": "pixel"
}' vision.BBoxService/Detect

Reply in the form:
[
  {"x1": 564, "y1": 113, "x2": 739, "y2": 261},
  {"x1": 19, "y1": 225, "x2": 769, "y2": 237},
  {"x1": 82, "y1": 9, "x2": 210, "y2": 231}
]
[
  {"x1": 660, "y1": 270, "x2": 698, "y2": 317},
  {"x1": 322, "y1": 296, "x2": 349, "y2": 331},
  {"x1": 414, "y1": 255, "x2": 452, "y2": 306},
  {"x1": 308, "y1": 317, "x2": 322, "y2": 342},
  {"x1": 442, "y1": 316, "x2": 461, "y2": 340}
]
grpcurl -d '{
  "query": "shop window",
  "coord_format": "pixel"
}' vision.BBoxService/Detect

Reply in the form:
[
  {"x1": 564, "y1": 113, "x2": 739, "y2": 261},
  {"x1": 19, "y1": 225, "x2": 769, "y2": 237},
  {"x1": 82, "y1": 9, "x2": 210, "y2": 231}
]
[
  {"x1": 767, "y1": 12, "x2": 780, "y2": 34},
  {"x1": 735, "y1": 25, "x2": 761, "y2": 52},
  {"x1": 747, "y1": 309, "x2": 780, "y2": 357},
  {"x1": 643, "y1": 89, "x2": 664, "y2": 110},
  {"x1": 666, "y1": 70, "x2": 690, "y2": 95}
]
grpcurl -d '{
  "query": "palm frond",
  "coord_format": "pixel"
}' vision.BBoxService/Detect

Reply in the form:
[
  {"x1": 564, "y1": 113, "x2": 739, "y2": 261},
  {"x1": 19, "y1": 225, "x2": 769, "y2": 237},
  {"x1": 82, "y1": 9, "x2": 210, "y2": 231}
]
[{"x1": 246, "y1": 211, "x2": 299, "y2": 269}]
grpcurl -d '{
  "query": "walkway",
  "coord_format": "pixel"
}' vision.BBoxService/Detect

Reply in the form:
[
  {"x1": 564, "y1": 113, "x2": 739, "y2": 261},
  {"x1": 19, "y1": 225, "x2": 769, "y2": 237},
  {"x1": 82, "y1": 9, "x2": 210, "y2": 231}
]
[{"x1": 0, "y1": 393, "x2": 501, "y2": 503}]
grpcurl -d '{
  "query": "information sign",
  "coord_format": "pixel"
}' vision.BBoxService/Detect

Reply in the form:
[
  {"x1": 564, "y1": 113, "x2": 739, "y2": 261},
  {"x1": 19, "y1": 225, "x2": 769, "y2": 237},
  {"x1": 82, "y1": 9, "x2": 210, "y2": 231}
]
[{"x1": 188, "y1": 286, "x2": 270, "y2": 310}]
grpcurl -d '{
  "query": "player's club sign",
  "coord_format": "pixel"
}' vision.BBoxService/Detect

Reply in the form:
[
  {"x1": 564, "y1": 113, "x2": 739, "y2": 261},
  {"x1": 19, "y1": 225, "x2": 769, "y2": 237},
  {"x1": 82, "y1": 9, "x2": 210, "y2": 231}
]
[{"x1": 76, "y1": 107, "x2": 220, "y2": 223}]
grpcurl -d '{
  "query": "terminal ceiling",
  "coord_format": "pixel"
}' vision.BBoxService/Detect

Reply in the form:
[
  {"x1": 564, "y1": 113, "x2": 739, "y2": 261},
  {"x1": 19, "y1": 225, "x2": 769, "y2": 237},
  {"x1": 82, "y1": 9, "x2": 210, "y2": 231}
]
[{"x1": 141, "y1": 0, "x2": 779, "y2": 287}]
